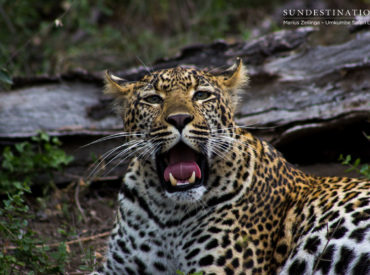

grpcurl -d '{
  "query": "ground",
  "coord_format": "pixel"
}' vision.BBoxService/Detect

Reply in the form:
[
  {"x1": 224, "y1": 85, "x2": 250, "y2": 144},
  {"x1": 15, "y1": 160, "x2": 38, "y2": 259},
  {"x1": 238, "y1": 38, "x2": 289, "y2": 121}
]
[{"x1": 27, "y1": 180, "x2": 118, "y2": 274}]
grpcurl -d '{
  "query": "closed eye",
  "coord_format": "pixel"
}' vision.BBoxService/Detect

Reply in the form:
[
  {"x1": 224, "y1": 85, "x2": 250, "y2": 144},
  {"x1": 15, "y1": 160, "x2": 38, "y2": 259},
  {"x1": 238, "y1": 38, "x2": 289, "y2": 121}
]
[
  {"x1": 193, "y1": 91, "x2": 212, "y2": 101},
  {"x1": 143, "y1": 95, "x2": 163, "y2": 104}
]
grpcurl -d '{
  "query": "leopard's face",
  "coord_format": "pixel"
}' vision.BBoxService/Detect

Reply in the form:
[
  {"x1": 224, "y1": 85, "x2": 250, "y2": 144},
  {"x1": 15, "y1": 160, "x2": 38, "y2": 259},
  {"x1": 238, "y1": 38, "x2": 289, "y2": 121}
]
[{"x1": 105, "y1": 60, "x2": 248, "y2": 202}]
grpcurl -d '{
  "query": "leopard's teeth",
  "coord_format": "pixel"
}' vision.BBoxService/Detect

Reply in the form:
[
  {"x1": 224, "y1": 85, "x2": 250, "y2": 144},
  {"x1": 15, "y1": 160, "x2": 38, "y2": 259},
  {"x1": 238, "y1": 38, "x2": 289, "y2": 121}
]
[
  {"x1": 188, "y1": 171, "x2": 196, "y2": 184},
  {"x1": 169, "y1": 173, "x2": 177, "y2": 186}
]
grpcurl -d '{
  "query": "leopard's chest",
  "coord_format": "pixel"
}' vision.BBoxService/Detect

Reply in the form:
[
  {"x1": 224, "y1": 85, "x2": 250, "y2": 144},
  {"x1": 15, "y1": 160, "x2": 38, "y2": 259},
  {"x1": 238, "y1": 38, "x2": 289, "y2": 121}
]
[{"x1": 110, "y1": 186, "x2": 224, "y2": 274}]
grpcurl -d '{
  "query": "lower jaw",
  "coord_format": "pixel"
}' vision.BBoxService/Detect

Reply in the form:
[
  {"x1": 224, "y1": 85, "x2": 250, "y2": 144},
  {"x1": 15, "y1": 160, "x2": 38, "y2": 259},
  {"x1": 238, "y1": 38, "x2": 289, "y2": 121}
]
[
  {"x1": 164, "y1": 184, "x2": 207, "y2": 203},
  {"x1": 163, "y1": 181, "x2": 202, "y2": 193}
]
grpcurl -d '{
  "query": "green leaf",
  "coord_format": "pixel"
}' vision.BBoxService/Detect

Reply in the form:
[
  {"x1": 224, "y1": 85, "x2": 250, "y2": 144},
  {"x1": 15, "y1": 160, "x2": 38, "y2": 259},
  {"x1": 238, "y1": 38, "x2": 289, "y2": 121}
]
[
  {"x1": 338, "y1": 154, "x2": 344, "y2": 161},
  {"x1": 0, "y1": 68, "x2": 13, "y2": 85},
  {"x1": 353, "y1": 158, "x2": 361, "y2": 168},
  {"x1": 344, "y1": 155, "x2": 351, "y2": 164},
  {"x1": 40, "y1": 131, "x2": 50, "y2": 142},
  {"x1": 51, "y1": 136, "x2": 61, "y2": 145},
  {"x1": 360, "y1": 164, "x2": 370, "y2": 178}
]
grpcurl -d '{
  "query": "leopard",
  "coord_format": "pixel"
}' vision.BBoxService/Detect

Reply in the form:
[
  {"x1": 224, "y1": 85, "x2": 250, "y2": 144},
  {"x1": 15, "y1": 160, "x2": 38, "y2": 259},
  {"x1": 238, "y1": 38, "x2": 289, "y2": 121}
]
[{"x1": 92, "y1": 58, "x2": 370, "y2": 275}]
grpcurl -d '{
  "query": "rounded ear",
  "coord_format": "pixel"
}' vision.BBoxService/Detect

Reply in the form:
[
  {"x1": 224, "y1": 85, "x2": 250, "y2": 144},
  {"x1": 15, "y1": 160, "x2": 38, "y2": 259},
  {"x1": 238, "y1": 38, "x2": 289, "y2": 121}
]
[
  {"x1": 215, "y1": 58, "x2": 249, "y2": 110},
  {"x1": 104, "y1": 70, "x2": 138, "y2": 117},
  {"x1": 104, "y1": 70, "x2": 134, "y2": 98},
  {"x1": 220, "y1": 58, "x2": 249, "y2": 90}
]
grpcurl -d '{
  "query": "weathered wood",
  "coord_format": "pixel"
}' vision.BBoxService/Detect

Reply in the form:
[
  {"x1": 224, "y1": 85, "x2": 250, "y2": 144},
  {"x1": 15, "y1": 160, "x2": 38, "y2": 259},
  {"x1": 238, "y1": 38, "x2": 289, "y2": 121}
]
[
  {"x1": 237, "y1": 31, "x2": 370, "y2": 141},
  {"x1": 0, "y1": 83, "x2": 120, "y2": 138},
  {"x1": 0, "y1": 27, "x2": 369, "y2": 181}
]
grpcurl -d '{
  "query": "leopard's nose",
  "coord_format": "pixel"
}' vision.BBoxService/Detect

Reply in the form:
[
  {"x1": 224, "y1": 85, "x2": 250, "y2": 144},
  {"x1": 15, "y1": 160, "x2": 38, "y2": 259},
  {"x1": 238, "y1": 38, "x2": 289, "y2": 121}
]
[{"x1": 166, "y1": 113, "x2": 194, "y2": 132}]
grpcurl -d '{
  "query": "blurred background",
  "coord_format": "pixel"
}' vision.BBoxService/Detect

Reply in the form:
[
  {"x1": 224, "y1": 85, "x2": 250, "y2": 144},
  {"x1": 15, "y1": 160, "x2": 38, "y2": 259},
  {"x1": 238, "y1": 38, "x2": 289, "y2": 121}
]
[{"x1": 1, "y1": 0, "x2": 369, "y2": 78}]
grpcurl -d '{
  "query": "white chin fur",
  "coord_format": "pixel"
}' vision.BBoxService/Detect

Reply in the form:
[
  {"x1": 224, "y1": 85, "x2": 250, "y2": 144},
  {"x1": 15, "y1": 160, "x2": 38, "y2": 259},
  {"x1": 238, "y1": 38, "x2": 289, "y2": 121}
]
[{"x1": 165, "y1": 185, "x2": 206, "y2": 204}]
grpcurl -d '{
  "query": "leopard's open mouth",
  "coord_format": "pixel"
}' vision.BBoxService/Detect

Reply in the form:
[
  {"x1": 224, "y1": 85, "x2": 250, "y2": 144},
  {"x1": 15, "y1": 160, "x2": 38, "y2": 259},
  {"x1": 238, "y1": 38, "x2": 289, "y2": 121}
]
[{"x1": 156, "y1": 142, "x2": 208, "y2": 193}]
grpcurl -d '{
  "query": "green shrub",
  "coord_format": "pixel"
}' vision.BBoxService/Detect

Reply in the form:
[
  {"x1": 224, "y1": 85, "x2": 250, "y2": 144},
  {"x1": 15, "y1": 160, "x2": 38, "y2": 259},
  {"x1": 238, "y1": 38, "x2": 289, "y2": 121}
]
[
  {"x1": 0, "y1": 131, "x2": 73, "y2": 274},
  {"x1": 0, "y1": 0, "x2": 283, "y2": 78},
  {"x1": 0, "y1": 131, "x2": 74, "y2": 194},
  {"x1": 339, "y1": 154, "x2": 370, "y2": 179},
  {"x1": 0, "y1": 180, "x2": 69, "y2": 274}
]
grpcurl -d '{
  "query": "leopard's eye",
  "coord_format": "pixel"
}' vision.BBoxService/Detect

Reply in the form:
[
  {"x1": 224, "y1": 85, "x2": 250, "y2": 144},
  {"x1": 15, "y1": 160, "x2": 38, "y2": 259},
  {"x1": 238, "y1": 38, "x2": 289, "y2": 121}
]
[
  {"x1": 193, "y1": 91, "x2": 212, "y2": 101},
  {"x1": 143, "y1": 95, "x2": 163, "y2": 104}
]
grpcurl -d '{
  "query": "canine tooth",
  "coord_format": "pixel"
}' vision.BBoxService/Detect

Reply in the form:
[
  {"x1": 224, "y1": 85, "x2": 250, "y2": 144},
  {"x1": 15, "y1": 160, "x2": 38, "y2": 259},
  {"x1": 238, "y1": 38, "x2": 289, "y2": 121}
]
[
  {"x1": 169, "y1": 173, "x2": 177, "y2": 186},
  {"x1": 188, "y1": 171, "x2": 196, "y2": 184}
]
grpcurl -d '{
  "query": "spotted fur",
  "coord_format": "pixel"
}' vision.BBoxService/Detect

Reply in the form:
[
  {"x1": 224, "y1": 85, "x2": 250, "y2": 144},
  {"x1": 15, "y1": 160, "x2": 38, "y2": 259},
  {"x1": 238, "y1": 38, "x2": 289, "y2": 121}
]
[{"x1": 92, "y1": 60, "x2": 370, "y2": 275}]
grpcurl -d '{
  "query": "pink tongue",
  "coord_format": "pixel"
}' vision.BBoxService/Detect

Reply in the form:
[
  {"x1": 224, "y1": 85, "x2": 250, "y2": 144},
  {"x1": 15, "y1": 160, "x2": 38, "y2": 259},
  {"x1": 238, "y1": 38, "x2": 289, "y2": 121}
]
[
  {"x1": 164, "y1": 161, "x2": 201, "y2": 181},
  {"x1": 163, "y1": 143, "x2": 202, "y2": 182}
]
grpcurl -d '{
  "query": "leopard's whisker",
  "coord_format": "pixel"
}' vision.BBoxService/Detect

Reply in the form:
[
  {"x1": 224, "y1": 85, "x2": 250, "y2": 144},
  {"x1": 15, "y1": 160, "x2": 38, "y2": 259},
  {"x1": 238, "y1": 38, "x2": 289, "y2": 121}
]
[
  {"x1": 144, "y1": 143, "x2": 159, "y2": 162},
  {"x1": 207, "y1": 64, "x2": 231, "y2": 74},
  {"x1": 212, "y1": 136, "x2": 231, "y2": 151},
  {"x1": 212, "y1": 145, "x2": 232, "y2": 161},
  {"x1": 207, "y1": 138, "x2": 233, "y2": 162},
  {"x1": 135, "y1": 55, "x2": 154, "y2": 76},
  {"x1": 102, "y1": 136, "x2": 159, "y2": 176},
  {"x1": 209, "y1": 134, "x2": 254, "y2": 160},
  {"x1": 208, "y1": 138, "x2": 229, "y2": 155},
  {"x1": 86, "y1": 142, "x2": 132, "y2": 180},
  {"x1": 213, "y1": 134, "x2": 252, "y2": 154},
  {"x1": 104, "y1": 142, "x2": 155, "y2": 177},
  {"x1": 101, "y1": 140, "x2": 148, "y2": 177},
  {"x1": 87, "y1": 139, "x2": 146, "y2": 180},
  {"x1": 81, "y1": 132, "x2": 145, "y2": 148},
  {"x1": 109, "y1": 137, "x2": 154, "y2": 165},
  {"x1": 137, "y1": 140, "x2": 160, "y2": 161},
  {"x1": 209, "y1": 124, "x2": 276, "y2": 133}
]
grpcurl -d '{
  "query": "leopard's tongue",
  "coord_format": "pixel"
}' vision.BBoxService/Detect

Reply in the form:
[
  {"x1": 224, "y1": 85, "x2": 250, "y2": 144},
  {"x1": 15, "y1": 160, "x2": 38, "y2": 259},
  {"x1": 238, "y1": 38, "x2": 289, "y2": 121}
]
[
  {"x1": 163, "y1": 143, "x2": 202, "y2": 182},
  {"x1": 164, "y1": 161, "x2": 201, "y2": 182}
]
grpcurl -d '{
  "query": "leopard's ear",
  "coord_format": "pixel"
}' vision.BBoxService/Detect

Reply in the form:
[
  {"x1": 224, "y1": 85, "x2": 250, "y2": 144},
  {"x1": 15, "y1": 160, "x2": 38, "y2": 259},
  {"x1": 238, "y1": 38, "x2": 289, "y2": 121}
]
[
  {"x1": 104, "y1": 70, "x2": 138, "y2": 117},
  {"x1": 216, "y1": 58, "x2": 248, "y2": 109},
  {"x1": 104, "y1": 70, "x2": 135, "y2": 98},
  {"x1": 219, "y1": 58, "x2": 248, "y2": 90}
]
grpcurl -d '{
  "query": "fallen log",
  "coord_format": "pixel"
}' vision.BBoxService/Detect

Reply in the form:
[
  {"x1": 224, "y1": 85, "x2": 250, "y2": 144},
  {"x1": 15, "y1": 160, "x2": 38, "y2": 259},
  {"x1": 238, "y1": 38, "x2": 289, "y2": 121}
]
[{"x1": 0, "y1": 27, "x2": 368, "y2": 182}]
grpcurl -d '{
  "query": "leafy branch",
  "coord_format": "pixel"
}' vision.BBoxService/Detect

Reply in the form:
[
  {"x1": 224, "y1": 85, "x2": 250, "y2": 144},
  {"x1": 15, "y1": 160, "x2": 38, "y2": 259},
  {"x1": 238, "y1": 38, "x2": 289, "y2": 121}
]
[{"x1": 339, "y1": 154, "x2": 370, "y2": 180}]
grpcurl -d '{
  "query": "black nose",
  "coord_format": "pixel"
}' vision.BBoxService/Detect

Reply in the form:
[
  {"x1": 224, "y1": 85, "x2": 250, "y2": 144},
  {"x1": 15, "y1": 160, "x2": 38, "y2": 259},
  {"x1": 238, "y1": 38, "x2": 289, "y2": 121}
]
[{"x1": 166, "y1": 114, "x2": 194, "y2": 132}]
